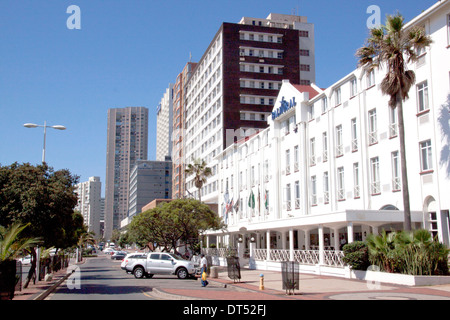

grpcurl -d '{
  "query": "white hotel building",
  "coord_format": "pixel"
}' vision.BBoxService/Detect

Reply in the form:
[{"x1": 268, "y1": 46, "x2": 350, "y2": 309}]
[{"x1": 207, "y1": 1, "x2": 450, "y2": 272}]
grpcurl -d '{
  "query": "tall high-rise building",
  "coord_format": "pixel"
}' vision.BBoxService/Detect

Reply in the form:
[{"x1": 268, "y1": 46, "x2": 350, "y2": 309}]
[
  {"x1": 184, "y1": 13, "x2": 315, "y2": 203},
  {"x1": 75, "y1": 176, "x2": 102, "y2": 237},
  {"x1": 104, "y1": 106, "x2": 149, "y2": 239},
  {"x1": 172, "y1": 62, "x2": 197, "y2": 199},
  {"x1": 156, "y1": 84, "x2": 174, "y2": 161}
]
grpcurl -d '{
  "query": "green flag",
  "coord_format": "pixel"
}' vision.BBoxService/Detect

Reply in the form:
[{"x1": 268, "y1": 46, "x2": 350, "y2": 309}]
[{"x1": 248, "y1": 190, "x2": 255, "y2": 209}]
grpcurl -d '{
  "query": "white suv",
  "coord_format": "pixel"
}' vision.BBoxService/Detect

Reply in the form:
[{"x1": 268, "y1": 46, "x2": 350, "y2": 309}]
[{"x1": 123, "y1": 252, "x2": 196, "y2": 279}]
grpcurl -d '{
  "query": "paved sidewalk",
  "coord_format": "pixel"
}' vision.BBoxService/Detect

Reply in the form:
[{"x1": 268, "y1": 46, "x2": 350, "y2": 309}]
[
  {"x1": 153, "y1": 267, "x2": 450, "y2": 300},
  {"x1": 12, "y1": 259, "x2": 81, "y2": 301}
]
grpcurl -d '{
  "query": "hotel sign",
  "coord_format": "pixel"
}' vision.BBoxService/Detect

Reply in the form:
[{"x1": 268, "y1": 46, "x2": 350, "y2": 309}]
[{"x1": 272, "y1": 97, "x2": 297, "y2": 120}]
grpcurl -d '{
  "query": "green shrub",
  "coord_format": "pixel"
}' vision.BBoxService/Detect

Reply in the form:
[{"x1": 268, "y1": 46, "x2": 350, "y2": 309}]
[{"x1": 342, "y1": 241, "x2": 370, "y2": 270}]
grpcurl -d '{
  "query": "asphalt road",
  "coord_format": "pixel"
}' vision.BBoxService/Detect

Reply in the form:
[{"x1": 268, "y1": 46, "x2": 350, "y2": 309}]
[{"x1": 46, "y1": 252, "x2": 201, "y2": 300}]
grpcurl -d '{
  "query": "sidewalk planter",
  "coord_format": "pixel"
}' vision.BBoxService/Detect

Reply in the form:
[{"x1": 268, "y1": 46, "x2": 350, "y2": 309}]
[
  {"x1": 350, "y1": 269, "x2": 450, "y2": 286},
  {"x1": 0, "y1": 260, "x2": 17, "y2": 300}
]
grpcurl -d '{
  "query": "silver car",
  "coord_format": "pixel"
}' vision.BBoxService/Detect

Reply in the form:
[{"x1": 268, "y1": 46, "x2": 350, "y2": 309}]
[{"x1": 124, "y1": 252, "x2": 196, "y2": 279}]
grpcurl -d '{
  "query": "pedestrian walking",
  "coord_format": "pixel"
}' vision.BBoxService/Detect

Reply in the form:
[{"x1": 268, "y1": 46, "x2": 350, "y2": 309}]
[{"x1": 200, "y1": 254, "x2": 208, "y2": 287}]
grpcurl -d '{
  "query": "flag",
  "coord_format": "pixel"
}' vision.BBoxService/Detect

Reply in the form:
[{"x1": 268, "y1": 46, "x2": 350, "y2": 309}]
[
  {"x1": 233, "y1": 199, "x2": 239, "y2": 213},
  {"x1": 248, "y1": 190, "x2": 255, "y2": 209},
  {"x1": 264, "y1": 190, "x2": 269, "y2": 210}
]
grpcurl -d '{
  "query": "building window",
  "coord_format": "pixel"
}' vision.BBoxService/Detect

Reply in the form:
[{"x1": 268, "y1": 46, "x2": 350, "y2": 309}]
[
  {"x1": 323, "y1": 172, "x2": 329, "y2": 204},
  {"x1": 420, "y1": 139, "x2": 433, "y2": 172},
  {"x1": 350, "y1": 78, "x2": 357, "y2": 97},
  {"x1": 353, "y1": 163, "x2": 360, "y2": 198},
  {"x1": 417, "y1": 81, "x2": 429, "y2": 113},
  {"x1": 370, "y1": 157, "x2": 380, "y2": 195},
  {"x1": 368, "y1": 109, "x2": 378, "y2": 145},
  {"x1": 295, "y1": 181, "x2": 300, "y2": 209},
  {"x1": 351, "y1": 118, "x2": 358, "y2": 151},
  {"x1": 311, "y1": 176, "x2": 317, "y2": 206},
  {"x1": 391, "y1": 151, "x2": 401, "y2": 191},
  {"x1": 367, "y1": 70, "x2": 375, "y2": 87},
  {"x1": 335, "y1": 87, "x2": 342, "y2": 106},
  {"x1": 322, "y1": 132, "x2": 328, "y2": 162},
  {"x1": 285, "y1": 149, "x2": 291, "y2": 175},
  {"x1": 299, "y1": 49, "x2": 310, "y2": 56},
  {"x1": 285, "y1": 184, "x2": 291, "y2": 210},
  {"x1": 322, "y1": 97, "x2": 328, "y2": 113},
  {"x1": 300, "y1": 64, "x2": 310, "y2": 71},
  {"x1": 310, "y1": 138, "x2": 316, "y2": 166},
  {"x1": 294, "y1": 145, "x2": 299, "y2": 172},
  {"x1": 336, "y1": 125, "x2": 343, "y2": 157},
  {"x1": 337, "y1": 167, "x2": 345, "y2": 201},
  {"x1": 299, "y1": 30, "x2": 309, "y2": 37},
  {"x1": 389, "y1": 107, "x2": 398, "y2": 137}
]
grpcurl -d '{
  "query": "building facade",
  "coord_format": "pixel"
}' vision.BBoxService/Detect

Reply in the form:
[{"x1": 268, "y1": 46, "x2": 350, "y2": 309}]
[
  {"x1": 172, "y1": 62, "x2": 197, "y2": 199},
  {"x1": 210, "y1": 0, "x2": 450, "y2": 272},
  {"x1": 156, "y1": 84, "x2": 174, "y2": 161},
  {"x1": 121, "y1": 158, "x2": 173, "y2": 227},
  {"x1": 104, "y1": 106, "x2": 149, "y2": 240},
  {"x1": 184, "y1": 13, "x2": 315, "y2": 204},
  {"x1": 75, "y1": 176, "x2": 102, "y2": 237}
]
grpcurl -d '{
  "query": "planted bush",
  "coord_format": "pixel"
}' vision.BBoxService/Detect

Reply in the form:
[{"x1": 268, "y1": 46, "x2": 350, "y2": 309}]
[{"x1": 342, "y1": 241, "x2": 370, "y2": 270}]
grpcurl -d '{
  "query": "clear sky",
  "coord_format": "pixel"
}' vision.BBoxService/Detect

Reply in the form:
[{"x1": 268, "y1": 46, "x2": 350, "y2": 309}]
[{"x1": 0, "y1": 0, "x2": 435, "y2": 195}]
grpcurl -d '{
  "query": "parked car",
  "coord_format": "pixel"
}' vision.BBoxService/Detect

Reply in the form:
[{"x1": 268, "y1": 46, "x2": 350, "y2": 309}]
[
  {"x1": 124, "y1": 252, "x2": 196, "y2": 279},
  {"x1": 111, "y1": 251, "x2": 127, "y2": 260},
  {"x1": 103, "y1": 247, "x2": 115, "y2": 254},
  {"x1": 19, "y1": 255, "x2": 31, "y2": 265},
  {"x1": 121, "y1": 253, "x2": 148, "y2": 271}
]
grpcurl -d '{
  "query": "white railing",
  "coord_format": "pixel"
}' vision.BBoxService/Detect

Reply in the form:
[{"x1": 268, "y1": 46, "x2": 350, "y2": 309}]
[
  {"x1": 252, "y1": 249, "x2": 346, "y2": 268},
  {"x1": 294, "y1": 250, "x2": 319, "y2": 265},
  {"x1": 324, "y1": 250, "x2": 345, "y2": 267},
  {"x1": 269, "y1": 249, "x2": 290, "y2": 261},
  {"x1": 254, "y1": 249, "x2": 267, "y2": 261}
]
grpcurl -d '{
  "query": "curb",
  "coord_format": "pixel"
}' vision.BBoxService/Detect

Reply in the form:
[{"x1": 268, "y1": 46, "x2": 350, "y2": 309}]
[{"x1": 33, "y1": 270, "x2": 74, "y2": 300}]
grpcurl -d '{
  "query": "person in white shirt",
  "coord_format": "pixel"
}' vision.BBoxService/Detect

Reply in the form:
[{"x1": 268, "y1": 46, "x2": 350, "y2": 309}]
[{"x1": 200, "y1": 254, "x2": 208, "y2": 287}]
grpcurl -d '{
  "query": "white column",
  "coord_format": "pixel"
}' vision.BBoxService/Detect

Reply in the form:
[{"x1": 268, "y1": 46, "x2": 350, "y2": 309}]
[
  {"x1": 266, "y1": 230, "x2": 271, "y2": 260},
  {"x1": 305, "y1": 229, "x2": 310, "y2": 250},
  {"x1": 347, "y1": 222, "x2": 354, "y2": 243},
  {"x1": 333, "y1": 228, "x2": 340, "y2": 251},
  {"x1": 281, "y1": 231, "x2": 287, "y2": 250},
  {"x1": 318, "y1": 225, "x2": 324, "y2": 265},
  {"x1": 289, "y1": 228, "x2": 294, "y2": 261}
]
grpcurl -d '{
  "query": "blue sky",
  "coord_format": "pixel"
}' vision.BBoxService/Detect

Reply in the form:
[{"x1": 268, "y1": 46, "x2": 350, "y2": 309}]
[{"x1": 0, "y1": 0, "x2": 435, "y2": 195}]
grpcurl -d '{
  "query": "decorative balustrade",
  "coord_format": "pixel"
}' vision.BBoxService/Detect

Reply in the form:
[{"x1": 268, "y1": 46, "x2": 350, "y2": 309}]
[
  {"x1": 253, "y1": 248, "x2": 345, "y2": 268},
  {"x1": 202, "y1": 248, "x2": 346, "y2": 268}
]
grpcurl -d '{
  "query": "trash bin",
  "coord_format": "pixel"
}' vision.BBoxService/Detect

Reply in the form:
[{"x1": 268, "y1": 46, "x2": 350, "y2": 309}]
[
  {"x1": 226, "y1": 256, "x2": 241, "y2": 283},
  {"x1": 281, "y1": 261, "x2": 299, "y2": 295}
]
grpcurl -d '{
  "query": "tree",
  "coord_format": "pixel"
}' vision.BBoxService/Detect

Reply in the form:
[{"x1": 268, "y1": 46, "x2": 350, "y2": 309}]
[
  {"x1": 185, "y1": 159, "x2": 212, "y2": 202},
  {"x1": 356, "y1": 13, "x2": 432, "y2": 231},
  {"x1": 0, "y1": 223, "x2": 41, "y2": 262},
  {"x1": 0, "y1": 162, "x2": 82, "y2": 287},
  {"x1": 128, "y1": 199, "x2": 223, "y2": 254}
]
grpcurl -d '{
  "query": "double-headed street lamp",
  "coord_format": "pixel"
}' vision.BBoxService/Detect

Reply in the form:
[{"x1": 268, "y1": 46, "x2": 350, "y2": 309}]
[{"x1": 23, "y1": 121, "x2": 66, "y2": 163}]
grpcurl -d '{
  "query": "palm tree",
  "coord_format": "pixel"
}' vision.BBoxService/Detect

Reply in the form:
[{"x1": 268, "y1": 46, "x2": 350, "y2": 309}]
[
  {"x1": 185, "y1": 159, "x2": 212, "y2": 202},
  {"x1": 0, "y1": 223, "x2": 41, "y2": 262},
  {"x1": 356, "y1": 13, "x2": 432, "y2": 231}
]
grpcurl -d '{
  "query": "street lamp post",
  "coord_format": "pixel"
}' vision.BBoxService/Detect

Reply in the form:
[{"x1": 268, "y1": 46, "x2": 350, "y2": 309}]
[{"x1": 23, "y1": 121, "x2": 66, "y2": 163}]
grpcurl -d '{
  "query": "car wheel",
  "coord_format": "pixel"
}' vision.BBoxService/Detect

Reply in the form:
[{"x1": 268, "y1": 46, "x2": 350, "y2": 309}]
[
  {"x1": 133, "y1": 266, "x2": 145, "y2": 279},
  {"x1": 177, "y1": 267, "x2": 188, "y2": 279}
]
